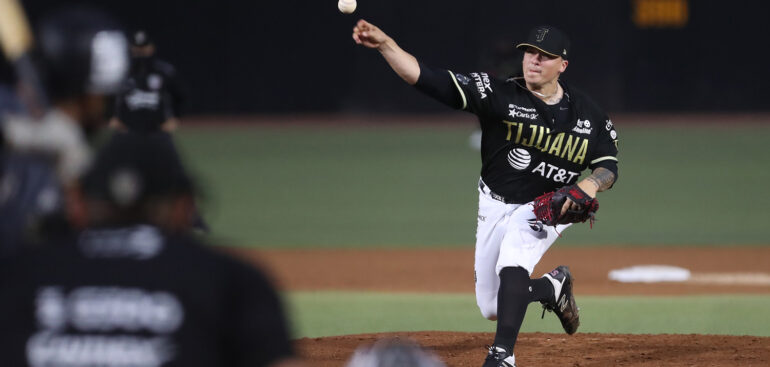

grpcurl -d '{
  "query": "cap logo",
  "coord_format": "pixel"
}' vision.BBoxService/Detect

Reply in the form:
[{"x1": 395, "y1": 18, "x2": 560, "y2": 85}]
[
  {"x1": 535, "y1": 28, "x2": 549, "y2": 42},
  {"x1": 110, "y1": 169, "x2": 141, "y2": 207},
  {"x1": 563, "y1": 49, "x2": 567, "y2": 56}
]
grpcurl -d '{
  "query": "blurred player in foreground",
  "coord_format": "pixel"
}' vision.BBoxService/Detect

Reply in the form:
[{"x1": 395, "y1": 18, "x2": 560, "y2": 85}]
[
  {"x1": 353, "y1": 20, "x2": 619, "y2": 367},
  {"x1": 0, "y1": 8, "x2": 129, "y2": 254},
  {"x1": 0, "y1": 133, "x2": 304, "y2": 367},
  {"x1": 110, "y1": 30, "x2": 184, "y2": 134},
  {"x1": 346, "y1": 338, "x2": 445, "y2": 367}
]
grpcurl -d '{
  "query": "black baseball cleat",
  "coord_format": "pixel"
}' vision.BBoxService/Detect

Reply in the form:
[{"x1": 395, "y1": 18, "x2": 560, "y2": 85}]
[
  {"x1": 482, "y1": 344, "x2": 516, "y2": 367},
  {"x1": 541, "y1": 265, "x2": 580, "y2": 335}
]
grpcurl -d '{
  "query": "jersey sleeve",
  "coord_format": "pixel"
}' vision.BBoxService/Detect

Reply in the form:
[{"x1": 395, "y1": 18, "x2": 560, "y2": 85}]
[
  {"x1": 588, "y1": 117, "x2": 620, "y2": 181},
  {"x1": 447, "y1": 70, "x2": 504, "y2": 116},
  {"x1": 413, "y1": 63, "x2": 502, "y2": 116}
]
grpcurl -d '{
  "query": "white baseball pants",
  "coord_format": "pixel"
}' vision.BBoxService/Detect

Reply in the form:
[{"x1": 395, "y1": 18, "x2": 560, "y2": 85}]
[{"x1": 474, "y1": 180, "x2": 570, "y2": 320}]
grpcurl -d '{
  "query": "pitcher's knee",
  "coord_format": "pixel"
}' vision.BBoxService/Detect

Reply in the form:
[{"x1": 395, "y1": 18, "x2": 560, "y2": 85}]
[{"x1": 477, "y1": 301, "x2": 498, "y2": 320}]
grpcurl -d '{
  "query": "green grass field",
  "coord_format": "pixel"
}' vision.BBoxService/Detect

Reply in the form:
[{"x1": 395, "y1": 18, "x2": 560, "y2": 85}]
[
  {"x1": 287, "y1": 292, "x2": 770, "y2": 338},
  {"x1": 175, "y1": 121, "x2": 770, "y2": 247},
  {"x1": 173, "y1": 118, "x2": 770, "y2": 339}
]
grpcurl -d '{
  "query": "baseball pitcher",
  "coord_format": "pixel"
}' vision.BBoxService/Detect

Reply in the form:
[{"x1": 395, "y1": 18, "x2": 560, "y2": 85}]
[{"x1": 352, "y1": 20, "x2": 619, "y2": 367}]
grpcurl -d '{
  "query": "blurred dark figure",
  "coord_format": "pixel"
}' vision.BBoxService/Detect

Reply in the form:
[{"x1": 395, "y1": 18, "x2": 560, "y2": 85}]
[
  {"x1": 108, "y1": 30, "x2": 208, "y2": 232},
  {"x1": 110, "y1": 30, "x2": 184, "y2": 134},
  {"x1": 0, "y1": 8, "x2": 129, "y2": 255},
  {"x1": 346, "y1": 338, "x2": 446, "y2": 367},
  {"x1": 0, "y1": 133, "x2": 305, "y2": 367}
]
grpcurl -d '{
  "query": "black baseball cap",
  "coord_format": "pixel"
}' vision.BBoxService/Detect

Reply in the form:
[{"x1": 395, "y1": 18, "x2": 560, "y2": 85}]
[
  {"x1": 516, "y1": 25, "x2": 570, "y2": 60},
  {"x1": 81, "y1": 133, "x2": 195, "y2": 208}
]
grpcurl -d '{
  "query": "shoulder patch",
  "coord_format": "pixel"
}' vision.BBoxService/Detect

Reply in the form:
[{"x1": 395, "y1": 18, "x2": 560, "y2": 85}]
[
  {"x1": 470, "y1": 72, "x2": 493, "y2": 99},
  {"x1": 455, "y1": 73, "x2": 471, "y2": 85}
]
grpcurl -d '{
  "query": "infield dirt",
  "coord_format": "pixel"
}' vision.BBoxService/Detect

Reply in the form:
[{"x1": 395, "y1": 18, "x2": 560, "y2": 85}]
[{"x1": 231, "y1": 246, "x2": 770, "y2": 366}]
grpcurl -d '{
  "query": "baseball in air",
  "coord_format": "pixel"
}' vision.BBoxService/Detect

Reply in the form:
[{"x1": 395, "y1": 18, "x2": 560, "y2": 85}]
[{"x1": 338, "y1": 0, "x2": 356, "y2": 14}]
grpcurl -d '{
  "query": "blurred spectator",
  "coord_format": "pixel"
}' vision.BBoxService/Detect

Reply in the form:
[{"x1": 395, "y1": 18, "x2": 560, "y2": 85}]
[
  {"x1": 0, "y1": 7, "x2": 129, "y2": 254},
  {"x1": 110, "y1": 30, "x2": 185, "y2": 134},
  {"x1": 346, "y1": 338, "x2": 446, "y2": 367},
  {"x1": 0, "y1": 133, "x2": 304, "y2": 367}
]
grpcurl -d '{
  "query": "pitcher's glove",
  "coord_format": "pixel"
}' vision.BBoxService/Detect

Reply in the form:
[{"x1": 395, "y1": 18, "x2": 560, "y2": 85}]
[{"x1": 532, "y1": 185, "x2": 599, "y2": 227}]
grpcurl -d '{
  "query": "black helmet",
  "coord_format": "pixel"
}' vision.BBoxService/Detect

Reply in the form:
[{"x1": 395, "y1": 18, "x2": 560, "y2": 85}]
[{"x1": 36, "y1": 8, "x2": 129, "y2": 101}]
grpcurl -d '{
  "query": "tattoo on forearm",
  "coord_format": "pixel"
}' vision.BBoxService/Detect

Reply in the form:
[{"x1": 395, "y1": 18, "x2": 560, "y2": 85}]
[{"x1": 587, "y1": 167, "x2": 616, "y2": 192}]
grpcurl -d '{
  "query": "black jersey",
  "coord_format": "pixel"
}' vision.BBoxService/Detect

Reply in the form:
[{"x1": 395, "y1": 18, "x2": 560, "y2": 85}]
[
  {"x1": 417, "y1": 67, "x2": 619, "y2": 203},
  {"x1": 0, "y1": 225, "x2": 294, "y2": 367},
  {"x1": 114, "y1": 58, "x2": 183, "y2": 133}
]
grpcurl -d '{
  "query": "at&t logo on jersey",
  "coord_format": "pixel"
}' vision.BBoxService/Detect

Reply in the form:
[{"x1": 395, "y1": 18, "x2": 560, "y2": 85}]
[
  {"x1": 471, "y1": 72, "x2": 492, "y2": 99},
  {"x1": 507, "y1": 148, "x2": 531, "y2": 170},
  {"x1": 532, "y1": 162, "x2": 579, "y2": 184}
]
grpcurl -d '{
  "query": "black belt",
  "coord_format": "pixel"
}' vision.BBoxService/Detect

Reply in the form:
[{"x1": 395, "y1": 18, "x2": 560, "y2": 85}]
[{"x1": 478, "y1": 179, "x2": 516, "y2": 204}]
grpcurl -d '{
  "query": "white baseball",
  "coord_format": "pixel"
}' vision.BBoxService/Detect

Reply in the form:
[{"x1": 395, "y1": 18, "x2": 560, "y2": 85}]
[{"x1": 338, "y1": 0, "x2": 356, "y2": 14}]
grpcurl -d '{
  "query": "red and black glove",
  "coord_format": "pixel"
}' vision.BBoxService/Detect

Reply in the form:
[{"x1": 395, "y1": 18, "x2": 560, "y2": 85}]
[{"x1": 532, "y1": 184, "x2": 599, "y2": 226}]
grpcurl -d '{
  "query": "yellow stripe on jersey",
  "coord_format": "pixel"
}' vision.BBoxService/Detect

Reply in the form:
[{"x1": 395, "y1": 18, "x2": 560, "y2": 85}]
[
  {"x1": 448, "y1": 70, "x2": 468, "y2": 110},
  {"x1": 590, "y1": 156, "x2": 618, "y2": 164}
]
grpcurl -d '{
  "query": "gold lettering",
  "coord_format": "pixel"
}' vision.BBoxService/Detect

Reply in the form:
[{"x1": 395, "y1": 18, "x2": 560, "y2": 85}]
[
  {"x1": 514, "y1": 123, "x2": 523, "y2": 144},
  {"x1": 573, "y1": 139, "x2": 588, "y2": 164},
  {"x1": 534, "y1": 126, "x2": 548, "y2": 151},
  {"x1": 548, "y1": 133, "x2": 564, "y2": 156},
  {"x1": 541, "y1": 132, "x2": 553, "y2": 152},
  {"x1": 561, "y1": 135, "x2": 580, "y2": 161},
  {"x1": 504, "y1": 121, "x2": 516, "y2": 141}
]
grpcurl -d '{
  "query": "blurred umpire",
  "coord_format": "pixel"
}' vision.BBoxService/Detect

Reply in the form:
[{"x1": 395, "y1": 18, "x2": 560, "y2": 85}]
[
  {"x1": 110, "y1": 30, "x2": 184, "y2": 134},
  {"x1": 108, "y1": 30, "x2": 210, "y2": 232},
  {"x1": 0, "y1": 133, "x2": 304, "y2": 367},
  {"x1": 0, "y1": 8, "x2": 129, "y2": 255}
]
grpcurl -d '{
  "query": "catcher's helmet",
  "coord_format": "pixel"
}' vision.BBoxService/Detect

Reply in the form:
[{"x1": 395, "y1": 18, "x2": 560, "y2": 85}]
[{"x1": 35, "y1": 8, "x2": 129, "y2": 101}]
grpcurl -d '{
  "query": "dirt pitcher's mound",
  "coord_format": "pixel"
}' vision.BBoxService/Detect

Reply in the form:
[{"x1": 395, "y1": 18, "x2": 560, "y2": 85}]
[{"x1": 297, "y1": 331, "x2": 770, "y2": 367}]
